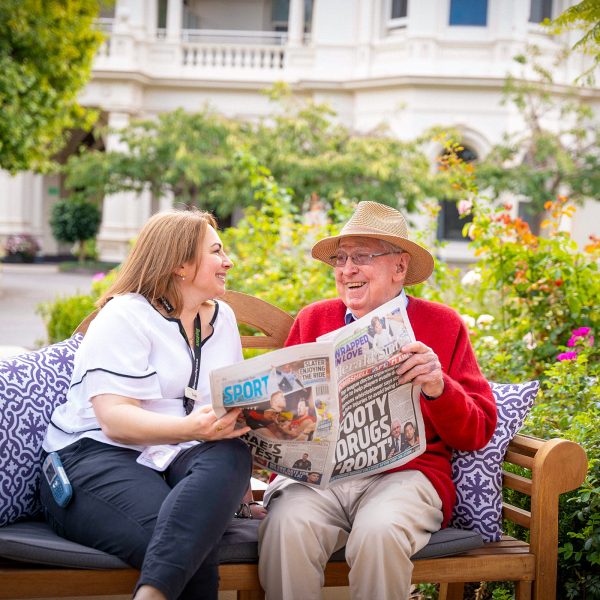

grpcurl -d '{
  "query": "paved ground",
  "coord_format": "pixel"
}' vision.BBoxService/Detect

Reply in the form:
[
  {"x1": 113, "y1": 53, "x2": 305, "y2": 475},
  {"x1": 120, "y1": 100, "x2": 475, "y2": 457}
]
[{"x1": 0, "y1": 263, "x2": 95, "y2": 356}]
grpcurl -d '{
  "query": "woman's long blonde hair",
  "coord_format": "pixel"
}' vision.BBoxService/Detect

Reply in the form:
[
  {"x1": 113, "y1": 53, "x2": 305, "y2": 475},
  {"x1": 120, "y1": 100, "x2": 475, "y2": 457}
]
[{"x1": 97, "y1": 208, "x2": 217, "y2": 313}]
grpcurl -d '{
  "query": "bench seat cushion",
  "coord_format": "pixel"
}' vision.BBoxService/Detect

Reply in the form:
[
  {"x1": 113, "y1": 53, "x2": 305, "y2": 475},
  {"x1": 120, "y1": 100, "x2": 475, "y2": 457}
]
[{"x1": 0, "y1": 520, "x2": 482, "y2": 569}]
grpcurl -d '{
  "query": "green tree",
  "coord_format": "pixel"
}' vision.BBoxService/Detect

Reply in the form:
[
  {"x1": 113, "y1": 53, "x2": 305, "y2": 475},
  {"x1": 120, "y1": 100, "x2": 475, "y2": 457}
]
[
  {"x1": 62, "y1": 91, "x2": 447, "y2": 220},
  {"x1": 243, "y1": 85, "x2": 442, "y2": 215},
  {"x1": 50, "y1": 198, "x2": 101, "y2": 263},
  {"x1": 220, "y1": 154, "x2": 341, "y2": 316},
  {"x1": 475, "y1": 50, "x2": 600, "y2": 213},
  {"x1": 63, "y1": 108, "x2": 242, "y2": 218},
  {"x1": 551, "y1": 0, "x2": 600, "y2": 78},
  {"x1": 0, "y1": 0, "x2": 105, "y2": 173}
]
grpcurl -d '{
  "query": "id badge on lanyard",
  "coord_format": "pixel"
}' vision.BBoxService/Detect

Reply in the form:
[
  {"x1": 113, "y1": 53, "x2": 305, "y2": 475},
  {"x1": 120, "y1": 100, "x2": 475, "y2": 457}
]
[{"x1": 182, "y1": 313, "x2": 202, "y2": 415}]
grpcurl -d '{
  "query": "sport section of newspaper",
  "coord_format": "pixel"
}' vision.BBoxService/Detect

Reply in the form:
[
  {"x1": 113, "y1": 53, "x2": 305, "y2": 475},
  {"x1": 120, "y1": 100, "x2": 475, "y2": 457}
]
[{"x1": 210, "y1": 295, "x2": 425, "y2": 489}]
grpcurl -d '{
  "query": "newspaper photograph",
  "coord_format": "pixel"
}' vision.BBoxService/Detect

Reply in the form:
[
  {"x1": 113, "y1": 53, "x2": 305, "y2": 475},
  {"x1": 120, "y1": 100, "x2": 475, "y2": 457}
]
[{"x1": 210, "y1": 295, "x2": 425, "y2": 489}]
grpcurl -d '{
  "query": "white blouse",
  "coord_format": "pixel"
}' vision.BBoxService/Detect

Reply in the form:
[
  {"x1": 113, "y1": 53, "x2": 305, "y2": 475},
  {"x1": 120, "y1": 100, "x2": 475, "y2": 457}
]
[{"x1": 43, "y1": 293, "x2": 243, "y2": 453}]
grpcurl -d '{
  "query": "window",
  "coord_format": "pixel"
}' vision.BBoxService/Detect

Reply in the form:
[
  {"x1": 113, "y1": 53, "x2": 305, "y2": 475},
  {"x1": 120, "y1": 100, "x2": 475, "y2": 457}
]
[
  {"x1": 271, "y1": 0, "x2": 313, "y2": 32},
  {"x1": 449, "y1": 0, "x2": 488, "y2": 26},
  {"x1": 437, "y1": 146, "x2": 477, "y2": 241},
  {"x1": 529, "y1": 0, "x2": 553, "y2": 23},
  {"x1": 391, "y1": 0, "x2": 408, "y2": 19},
  {"x1": 157, "y1": 0, "x2": 167, "y2": 29}
]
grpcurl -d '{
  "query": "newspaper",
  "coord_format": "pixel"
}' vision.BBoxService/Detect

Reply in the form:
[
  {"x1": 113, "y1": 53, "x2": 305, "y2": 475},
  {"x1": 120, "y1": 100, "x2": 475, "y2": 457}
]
[{"x1": 210, "y1": 296, "x2": 425, "y2": 489}]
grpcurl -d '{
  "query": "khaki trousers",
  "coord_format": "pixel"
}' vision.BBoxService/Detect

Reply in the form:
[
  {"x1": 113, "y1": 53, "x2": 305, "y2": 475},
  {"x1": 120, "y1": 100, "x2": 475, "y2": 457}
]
[{"x1": 258, "y1": 470, "x2": 443, "y2": 600}]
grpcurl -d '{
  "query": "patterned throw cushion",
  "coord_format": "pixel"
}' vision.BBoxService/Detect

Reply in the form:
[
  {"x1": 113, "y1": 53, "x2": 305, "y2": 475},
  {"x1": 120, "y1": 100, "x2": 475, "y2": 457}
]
[
  {"x1": 0, "y1": 336, "x2": 82, "y2": 527},
  {"x1": 450, "y1": 381, "x2": 540, "y2": 542}
]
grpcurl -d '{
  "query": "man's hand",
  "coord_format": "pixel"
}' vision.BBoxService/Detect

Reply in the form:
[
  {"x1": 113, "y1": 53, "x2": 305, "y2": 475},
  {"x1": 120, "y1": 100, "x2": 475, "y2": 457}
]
[{"x1": 397, "y1": 342, "x2": 444, "y2": 399}]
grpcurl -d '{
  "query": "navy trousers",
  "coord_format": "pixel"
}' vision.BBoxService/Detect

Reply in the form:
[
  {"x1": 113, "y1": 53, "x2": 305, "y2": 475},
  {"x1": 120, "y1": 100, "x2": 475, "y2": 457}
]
[{"x1": 40, "y1": 437, "x2": 252, "y2": 600}]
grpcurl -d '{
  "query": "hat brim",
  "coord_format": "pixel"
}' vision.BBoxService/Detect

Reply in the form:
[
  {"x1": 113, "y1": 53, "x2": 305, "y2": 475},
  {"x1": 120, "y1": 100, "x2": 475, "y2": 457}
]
[{"x1": 311, "y1": 233, "x2": 434, "y2": 286}]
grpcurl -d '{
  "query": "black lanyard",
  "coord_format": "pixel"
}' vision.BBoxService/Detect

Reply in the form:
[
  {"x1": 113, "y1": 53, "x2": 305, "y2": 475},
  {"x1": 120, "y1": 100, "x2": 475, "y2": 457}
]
[{"x1": 180, "y1": 313, "x2": 202, "y2": 415}]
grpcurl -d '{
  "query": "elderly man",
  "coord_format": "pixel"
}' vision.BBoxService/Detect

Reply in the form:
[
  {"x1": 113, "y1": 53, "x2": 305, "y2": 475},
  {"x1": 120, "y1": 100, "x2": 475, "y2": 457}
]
[{"x1": 258, "y1": 201, "x2": 496, "y2": 599}]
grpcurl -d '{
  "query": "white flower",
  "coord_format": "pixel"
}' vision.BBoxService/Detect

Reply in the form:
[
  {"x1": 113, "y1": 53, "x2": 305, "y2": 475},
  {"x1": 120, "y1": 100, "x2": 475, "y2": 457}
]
[
  {"x1": 461, "y1": 314, "x2": 476, "y2": 329},
  {"x1": 461, "y1": 269, "x2": 481, "y2": 286},
  {"x1": 477, "y1": 315, "x2": 494, "y2": 329},
  {"x1": 523, "y1": 332, "x2": 536, "y2": 350},
  {"x1": 476, "y1": 314, "x2": 494, "y2": 328},
  {"x1": 480, "y1": 336, "x2": 498, "y2": 348}
]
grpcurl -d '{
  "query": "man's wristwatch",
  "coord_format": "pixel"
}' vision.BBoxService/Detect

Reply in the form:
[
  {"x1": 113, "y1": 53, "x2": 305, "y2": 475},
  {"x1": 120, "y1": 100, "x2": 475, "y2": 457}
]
[{"x1": 234, "y1": 501, "x2": 261, "y2": 519}]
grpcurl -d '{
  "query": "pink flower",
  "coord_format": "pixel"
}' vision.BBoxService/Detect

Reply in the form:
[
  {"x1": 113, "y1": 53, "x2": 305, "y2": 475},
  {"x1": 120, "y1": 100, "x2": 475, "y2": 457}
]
[
  {"x1": 572, "y1": 327, "x2": 591, "y2": 337},
  {"x1": 568, "y1": 327, "x2": 594, "y2": 348},
  {"x1": 557, "y1": 351, "x2": 577, "y2": 362},
  {"x1": 92, "y1": 272, "x2": 106, "y2": 282},
  {"x1": 457, "y1": 199, "x2": 473, "y2": 216}
]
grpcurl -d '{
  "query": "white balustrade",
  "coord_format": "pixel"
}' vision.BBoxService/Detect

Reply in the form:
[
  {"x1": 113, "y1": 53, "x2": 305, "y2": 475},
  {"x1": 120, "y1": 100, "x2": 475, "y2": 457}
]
[
  {"x1": 94, "y1": 21, "x2": 289, "y2": 71},
  {"x1": 182, "y1": 43, "x2": 285, "y2": 70}
]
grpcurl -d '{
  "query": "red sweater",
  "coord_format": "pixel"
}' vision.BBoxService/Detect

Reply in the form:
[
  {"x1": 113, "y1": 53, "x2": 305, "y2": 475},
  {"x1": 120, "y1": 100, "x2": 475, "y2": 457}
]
[{"x1": 285, "y1": 296, "x2": 497, "y2": 527}]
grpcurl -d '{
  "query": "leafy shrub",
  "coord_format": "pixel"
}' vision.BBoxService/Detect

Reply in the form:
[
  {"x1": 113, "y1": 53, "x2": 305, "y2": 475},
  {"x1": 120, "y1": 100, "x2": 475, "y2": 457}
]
[
  {"x1": 37, "y1": 294, "x2": 97, "y2": 343},
  {"x1": 220, "y1": 154, "x2": 345, "y2": 315},
  {"x1": 37, "y1": 271, "x2": 116, "y2": 343},
  {"x1": 50, "y1": 198, "x2": 101, "y2": 263}
]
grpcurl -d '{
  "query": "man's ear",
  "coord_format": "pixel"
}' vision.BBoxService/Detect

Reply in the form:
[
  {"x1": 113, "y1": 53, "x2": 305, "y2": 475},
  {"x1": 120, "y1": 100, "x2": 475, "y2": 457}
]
[{"x1": 392, "y1": 252, "x2": 411, "y2": 283}]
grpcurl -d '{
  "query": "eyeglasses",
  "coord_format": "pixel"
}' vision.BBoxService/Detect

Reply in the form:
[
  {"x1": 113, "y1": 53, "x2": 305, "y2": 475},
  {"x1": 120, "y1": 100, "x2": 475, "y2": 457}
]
[{"x1": 330, "y1": 251, "x2": 400, "y2": 267}]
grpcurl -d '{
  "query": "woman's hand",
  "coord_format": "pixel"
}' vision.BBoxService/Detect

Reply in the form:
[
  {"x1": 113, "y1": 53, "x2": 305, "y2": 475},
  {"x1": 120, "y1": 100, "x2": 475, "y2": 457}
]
[
  {"x1": 396, "y1": 341, "x2": 444, "y2": 399},
  {"x1": 188, "y1": 405, "x2": 251, "y2": 441},
  {"x1": 250, "y1": 503, "x2": 268, "y2": 519},
  {"x1": 92, "y1": 394, "x2": 250, "y2": 445}
]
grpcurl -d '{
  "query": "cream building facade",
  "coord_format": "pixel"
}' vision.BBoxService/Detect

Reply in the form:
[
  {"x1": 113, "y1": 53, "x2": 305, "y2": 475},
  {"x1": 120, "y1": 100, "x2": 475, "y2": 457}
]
[{"x1": 1, "y1": 0, "x2": 598, "y2": 262}]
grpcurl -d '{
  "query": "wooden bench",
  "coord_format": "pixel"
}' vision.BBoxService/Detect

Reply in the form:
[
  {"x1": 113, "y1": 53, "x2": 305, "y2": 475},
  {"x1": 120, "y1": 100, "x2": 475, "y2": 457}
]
[{"x1": 0, "y1": 291, "x2": 588, "y2": 600}]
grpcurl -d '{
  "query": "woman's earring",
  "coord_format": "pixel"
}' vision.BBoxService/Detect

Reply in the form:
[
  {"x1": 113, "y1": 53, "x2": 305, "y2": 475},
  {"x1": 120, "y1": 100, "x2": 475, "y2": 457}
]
[{"x1": 180, "y1": 272, "x2": 186, "y2": 280}]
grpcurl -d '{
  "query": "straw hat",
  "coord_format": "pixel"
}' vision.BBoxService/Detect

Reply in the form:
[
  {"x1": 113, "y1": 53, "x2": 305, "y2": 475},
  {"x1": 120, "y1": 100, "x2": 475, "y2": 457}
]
[{"x1": 311, "y1": 201, "x2": 434, "y2": 286}]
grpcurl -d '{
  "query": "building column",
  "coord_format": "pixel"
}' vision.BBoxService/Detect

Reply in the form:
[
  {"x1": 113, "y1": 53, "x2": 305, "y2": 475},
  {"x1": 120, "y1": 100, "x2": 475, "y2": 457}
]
[
  {"x1": 145, "y1": 0, "x2": 158, "y2": 36},
  {"x1": 0, "y1": 171, "x2": 44, "y2": 250},
  {"x1": 96, "y1": 112, "x2": 153, "y2": 263},
  {"x1": 166, "y1": 0, "x2": 183, "y2": 41},
  {"x1": 355, "y1": 0, "x2": 374, "y2": 77},
  {"x1": 288, "y1": 0, "x2": 305, "y2": 46}
]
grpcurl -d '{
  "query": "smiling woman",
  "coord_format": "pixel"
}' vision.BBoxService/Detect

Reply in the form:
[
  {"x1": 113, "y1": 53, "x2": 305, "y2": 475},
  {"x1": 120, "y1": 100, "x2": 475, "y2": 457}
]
[{"x1": 37, "y1": 207, "x2": 253, "y2": 600}]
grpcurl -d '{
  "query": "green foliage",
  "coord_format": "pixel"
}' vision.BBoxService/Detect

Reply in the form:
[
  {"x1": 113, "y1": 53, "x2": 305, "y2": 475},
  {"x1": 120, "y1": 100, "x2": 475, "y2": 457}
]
[
  {"x1": 466, "y1": 197, "x2": 599, "y2": 381},
  {"x1": 50, "y1": 198, "x2": 102, "y2": 263},
  {"x1": 524, "y1": 345, "x2": 600, "y2": 599},
  {"x1": 245, "y1": 86, "x2": 442, "y2": 214},
  {"x1": 476, "y1": 50, "x2": 600, "y2": 212},
  {"x1": 37, "y1": 269, "x2": 116, "y2": 343},
  {"x1": 64, "y1": 108, "x2": 240, "y2": 216},
  {"x1": 220, "y1": 153, "x2": 341, "y2": 314},
  {"x1": 550, "y1": 0, "x2": 600, "y2": 80},
  {"x1": 37, "y1": 294, "x2": 97, "y2": 344},
  {"x1": 0, "y1": 0, "x2": 105, "y2": 173},
  {"x1": 435, "y1": 137, "x2": 600, "y2": 599},
  {"x1": 63, "y1": 90, "x2": 448, "y2": 220}
]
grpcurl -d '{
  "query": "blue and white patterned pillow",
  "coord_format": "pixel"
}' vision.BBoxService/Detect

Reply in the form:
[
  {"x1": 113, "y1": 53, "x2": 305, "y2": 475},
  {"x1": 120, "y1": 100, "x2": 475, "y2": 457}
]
[
  {"x1": 0, "y1": 335, "x2": 82, "y2": 526},
  {"x1": 450, "y1": 381, "x2": 539, "y2": 542}
]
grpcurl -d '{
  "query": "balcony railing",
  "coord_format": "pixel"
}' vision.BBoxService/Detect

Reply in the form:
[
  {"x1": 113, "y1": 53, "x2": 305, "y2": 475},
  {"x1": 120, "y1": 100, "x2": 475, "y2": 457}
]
[
  {"x1": 182, "y1": 43, "x2": 285, "y2": 69},
  {"x1": 181, "y1": 28, "x2": 288, "y2": 46},
  {"x1": 94, "y1": 20, "x2": 295, "y2": 72}
]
